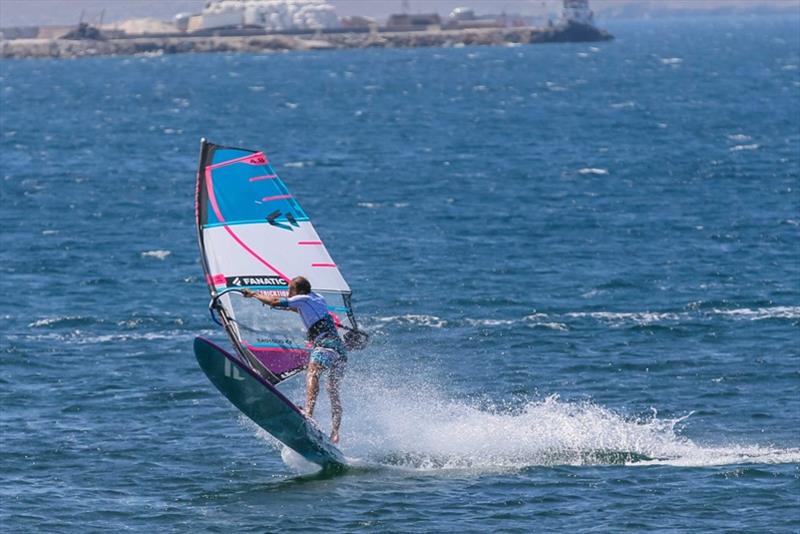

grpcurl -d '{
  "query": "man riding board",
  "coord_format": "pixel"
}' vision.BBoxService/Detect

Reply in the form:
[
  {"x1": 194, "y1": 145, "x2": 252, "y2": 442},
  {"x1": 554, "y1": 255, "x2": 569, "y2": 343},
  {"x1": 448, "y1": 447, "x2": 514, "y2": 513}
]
[{"x1": 242, "y1": 276, "x2": 347, "y2": 443}]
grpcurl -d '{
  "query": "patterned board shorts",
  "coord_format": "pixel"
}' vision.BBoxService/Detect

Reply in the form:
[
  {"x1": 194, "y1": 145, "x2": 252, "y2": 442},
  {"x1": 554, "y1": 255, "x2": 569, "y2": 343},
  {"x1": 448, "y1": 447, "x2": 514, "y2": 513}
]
[{"x1": 310, "y1": 336, "x2": 347, "y2": 378}]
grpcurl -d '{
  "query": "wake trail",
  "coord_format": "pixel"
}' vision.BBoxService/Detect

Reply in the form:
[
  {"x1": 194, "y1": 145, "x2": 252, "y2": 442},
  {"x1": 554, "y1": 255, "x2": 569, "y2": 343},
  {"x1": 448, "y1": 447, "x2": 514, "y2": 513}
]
[
  {"x1": 340, "y1": 385, "x2": 799, "y2": 470},
  {"x1": 242, "y1": 350, "x2": 799, "y2": 473}
]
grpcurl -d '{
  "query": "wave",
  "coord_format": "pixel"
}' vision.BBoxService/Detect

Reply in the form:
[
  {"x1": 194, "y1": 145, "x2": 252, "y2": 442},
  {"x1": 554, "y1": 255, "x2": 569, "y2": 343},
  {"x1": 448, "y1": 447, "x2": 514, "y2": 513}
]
[
  {"x1": 141, "y1": 249, "x2": 171, "y2": 260},
  {"x1": 375, "y1": 314, "x2": 448, "y2": 328},
  {"x1": 711, "y1": 306, "x2": 800, "y2": 320},
  {"x1": 566, "y1": 311, "x2": 681, "y2": 325},
  {"x1": 18, "y1": 305, "x2": 796, "y2": 347},
  {"x1": 730, "y1": 144, "x2": 760, "y2": 151},
  {"x1": 7, "y1": 328, "x2": 217, "y2": 344},
  {"x1": 370, "y1": 306, "x2": 799, "y2": 333},
  {"x1": 465, "y1": 318, "x2": 516, "y2": 327},
  {"x1": 283, "y1": 161, "x2": 312, "y2": 168},
  {"x1": 578, "y1": 167, "x2": 609, "y2": 175},
  {"x1": 8, "y1": 331, "x2": 189, "y2": 344},
  {"x1": 27, "y1": 316, "x2": 96, "y2": 328},
  {"x1": 610, "y1": 100, "x2": 635, "y2": 109}
]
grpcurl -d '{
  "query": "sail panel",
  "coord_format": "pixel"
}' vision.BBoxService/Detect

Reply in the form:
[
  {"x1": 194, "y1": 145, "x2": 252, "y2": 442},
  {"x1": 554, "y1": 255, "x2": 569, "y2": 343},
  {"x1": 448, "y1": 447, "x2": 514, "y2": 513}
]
[{"x1": 202, "y1": 223, "x2": 350, "y2": 293}]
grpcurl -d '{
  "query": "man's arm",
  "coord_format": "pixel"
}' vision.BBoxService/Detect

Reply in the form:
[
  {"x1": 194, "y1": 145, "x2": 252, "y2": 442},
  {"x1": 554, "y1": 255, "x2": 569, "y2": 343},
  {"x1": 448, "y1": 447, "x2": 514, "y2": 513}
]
[{"x1": 241, "y1": 288, "x2": 282, "y2": 307}]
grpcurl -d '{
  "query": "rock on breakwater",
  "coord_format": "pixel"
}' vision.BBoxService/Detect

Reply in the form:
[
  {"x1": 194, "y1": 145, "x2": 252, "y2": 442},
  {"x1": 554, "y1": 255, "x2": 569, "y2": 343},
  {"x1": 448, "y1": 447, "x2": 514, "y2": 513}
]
[{"x1": 1, "y1": 26, "x2": 613, "y2": 59}]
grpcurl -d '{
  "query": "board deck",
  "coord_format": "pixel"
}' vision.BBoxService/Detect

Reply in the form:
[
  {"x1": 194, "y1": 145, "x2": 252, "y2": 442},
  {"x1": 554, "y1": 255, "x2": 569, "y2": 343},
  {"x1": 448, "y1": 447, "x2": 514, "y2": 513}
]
[{"x1": 193, "y1": 336, "x2": 346, "y2": 469}]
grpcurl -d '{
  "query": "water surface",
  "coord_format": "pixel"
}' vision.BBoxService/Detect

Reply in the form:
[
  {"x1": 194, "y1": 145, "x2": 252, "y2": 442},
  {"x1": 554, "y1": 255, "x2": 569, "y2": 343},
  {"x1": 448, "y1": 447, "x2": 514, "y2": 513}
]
[{"x1": 1, "y1": 15, "x2": 799, "y2": 532}]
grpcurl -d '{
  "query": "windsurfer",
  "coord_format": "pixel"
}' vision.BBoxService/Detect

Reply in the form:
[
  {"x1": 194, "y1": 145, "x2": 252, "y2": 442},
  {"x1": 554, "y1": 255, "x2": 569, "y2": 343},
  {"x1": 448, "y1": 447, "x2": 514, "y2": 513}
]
[{"x1": 242, "y1": 276, "x2": 347, "y2": 443}]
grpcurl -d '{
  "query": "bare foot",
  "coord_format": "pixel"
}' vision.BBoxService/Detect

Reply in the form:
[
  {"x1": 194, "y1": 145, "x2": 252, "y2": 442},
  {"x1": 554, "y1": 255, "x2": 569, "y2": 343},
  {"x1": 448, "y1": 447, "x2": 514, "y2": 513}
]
[{"x1": 330, "y1": 430, "x2": 339, "y2": 444}]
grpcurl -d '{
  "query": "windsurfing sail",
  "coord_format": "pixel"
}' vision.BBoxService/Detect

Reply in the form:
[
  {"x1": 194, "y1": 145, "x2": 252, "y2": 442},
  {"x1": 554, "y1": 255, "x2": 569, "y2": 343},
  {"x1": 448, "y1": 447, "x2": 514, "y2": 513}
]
[{"x1": 195, "y1": 139, "x2": 366, "y2": 384}]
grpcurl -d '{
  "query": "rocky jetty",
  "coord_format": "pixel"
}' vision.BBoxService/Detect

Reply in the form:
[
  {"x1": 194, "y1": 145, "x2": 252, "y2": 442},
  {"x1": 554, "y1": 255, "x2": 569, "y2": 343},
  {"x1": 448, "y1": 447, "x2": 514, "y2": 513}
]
[{"x1": 1, "y1": 25, "x2": 613, "y2": 60}]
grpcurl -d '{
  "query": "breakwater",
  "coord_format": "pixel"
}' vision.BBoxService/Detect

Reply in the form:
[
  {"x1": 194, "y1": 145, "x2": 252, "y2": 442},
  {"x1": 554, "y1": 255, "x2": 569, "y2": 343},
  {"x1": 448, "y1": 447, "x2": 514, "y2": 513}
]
[{"x1": 1, "y1": 24, "x2": 612, "y2": 59}]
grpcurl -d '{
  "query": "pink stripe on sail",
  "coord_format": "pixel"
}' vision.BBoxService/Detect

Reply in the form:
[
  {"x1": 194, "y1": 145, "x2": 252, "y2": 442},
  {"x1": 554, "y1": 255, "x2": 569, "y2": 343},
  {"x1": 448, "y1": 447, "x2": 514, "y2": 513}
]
[
  {"x1": 297, "y1": 241, "x2": 323, "y2": 245},
  {"x1": 311, "y1": 263, "x2": 337, "y2": 268},
  {"x1": 205, "y1": 168, "x2": 290, "y2": 283},
  {"x1": 249, "y1": 174, "x2": 277, "y2": 182},
  {"x1": 206, "y1": 152, "x2": 268, "y2": 170},
  {"x1": 261, "y1": 194, "x2": 292, "y2": 202},
  {"x1": 209, "y1": 274, "x2": 226, "y2": 286}
]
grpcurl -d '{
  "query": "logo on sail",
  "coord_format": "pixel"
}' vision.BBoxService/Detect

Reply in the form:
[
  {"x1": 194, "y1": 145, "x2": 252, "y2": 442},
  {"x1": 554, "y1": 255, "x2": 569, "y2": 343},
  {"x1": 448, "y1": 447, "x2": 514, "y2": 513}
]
[{"x1": 226, "y1": 275, "x2": 287, "y2": 287}]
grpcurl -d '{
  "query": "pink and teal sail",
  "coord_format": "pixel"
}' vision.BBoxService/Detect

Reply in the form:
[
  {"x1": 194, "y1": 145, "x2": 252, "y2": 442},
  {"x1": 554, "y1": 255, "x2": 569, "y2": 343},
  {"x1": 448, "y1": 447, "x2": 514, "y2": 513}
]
[{"x1": 195, "y1": 139, "x2": 363, "y2": 384}]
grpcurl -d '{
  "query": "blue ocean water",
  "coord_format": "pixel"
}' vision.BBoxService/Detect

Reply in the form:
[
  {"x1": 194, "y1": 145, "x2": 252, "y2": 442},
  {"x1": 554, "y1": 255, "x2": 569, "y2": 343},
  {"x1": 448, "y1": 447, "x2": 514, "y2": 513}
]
[{"x1": 2, "y1": 15, "x2": 799, "y2": 532}]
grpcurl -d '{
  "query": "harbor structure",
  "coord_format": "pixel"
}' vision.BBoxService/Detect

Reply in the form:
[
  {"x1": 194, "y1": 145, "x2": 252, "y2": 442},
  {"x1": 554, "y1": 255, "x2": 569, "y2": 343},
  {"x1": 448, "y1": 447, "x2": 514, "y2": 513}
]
[
  {"x1": 0, "y1": 0, "x2": 613, "y2": 59},
  {"x1": 198, "y1": 0, "x2": 338, "y2": 32}
]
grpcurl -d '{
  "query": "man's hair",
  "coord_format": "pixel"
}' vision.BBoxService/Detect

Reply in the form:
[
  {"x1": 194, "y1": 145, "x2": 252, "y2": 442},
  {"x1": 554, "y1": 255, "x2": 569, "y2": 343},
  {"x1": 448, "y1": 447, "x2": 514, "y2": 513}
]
[{"x1": 292, "y1": 276, "x2": 311, "y2": 294}]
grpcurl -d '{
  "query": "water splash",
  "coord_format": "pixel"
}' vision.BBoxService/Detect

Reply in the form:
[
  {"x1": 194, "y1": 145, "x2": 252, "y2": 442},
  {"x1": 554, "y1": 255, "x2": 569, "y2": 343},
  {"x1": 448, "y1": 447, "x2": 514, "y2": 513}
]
[
  {"x1": 327, "y1": 375, "x2": 798, "y2": 471},
  {"x1": 244, "y1": 354, "x2": 799, "y2": 473}
]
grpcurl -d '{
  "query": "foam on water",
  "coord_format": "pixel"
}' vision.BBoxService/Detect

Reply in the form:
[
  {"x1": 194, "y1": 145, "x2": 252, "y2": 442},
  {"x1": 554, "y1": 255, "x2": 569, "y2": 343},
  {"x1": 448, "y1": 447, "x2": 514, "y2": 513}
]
[
  {"x1": 27, "y1": 316, "x2": 92, "y2": 328},
  {"x1": 712, "y1": 306, "x2": 800, "y2": 320},
  {"x1": 730, "y1": 144, "x2": 760, "y2": 151},
  {"x1": 6, "y1": 329, "x2": 213, "y2": 344},
  {"x1": 375, "y1": 314, "x2": 448, "y2": 328},
  {"x1": 341, "y1": 382, "x2": 799, "y2": 470},
  {"x1": 531, "y1": 322, "x2": 569, "y2": 331},
  {"x1": 465, "y1": 318, "x2": 516, "y2": 327},
  {"x1": 566, "y1": 311, "x2": 681, "y2": 325},
  {"x1": 141, "y1": 249, "x2": 171, "y2": 260},
  {"x1": 280, "y1": 446, "x2": 323, "y2": 474},
  {"x1": 578, "y1": 167, "x2": 610, "y2": 175},
  {"x1": 369, "y1": 306, "x2": 799, "y2": 334},
  {"x1": 253, "y1": 370, "x2": 799, "y2": 473}
]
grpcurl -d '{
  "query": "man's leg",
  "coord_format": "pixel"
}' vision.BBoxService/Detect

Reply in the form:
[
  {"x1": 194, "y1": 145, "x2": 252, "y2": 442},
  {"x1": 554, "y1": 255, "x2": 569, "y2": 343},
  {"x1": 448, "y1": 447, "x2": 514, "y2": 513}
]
[
  {"x1": 305, "y1": 362, "x2": 322, "y2": 417},
  {"x1": 327, "y1": 365, "x2": 343, "y2": 443}
]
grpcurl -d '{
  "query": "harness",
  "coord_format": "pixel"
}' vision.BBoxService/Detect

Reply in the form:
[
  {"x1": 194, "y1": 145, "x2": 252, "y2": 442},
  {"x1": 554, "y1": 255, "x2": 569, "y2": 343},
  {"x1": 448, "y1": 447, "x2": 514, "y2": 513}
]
[
  {"x1": 307, "y1": 315, "x2": 339, "y2": 343},
  {"x1": 307, "y1": 316, "x2": 348, "y2": 365}
]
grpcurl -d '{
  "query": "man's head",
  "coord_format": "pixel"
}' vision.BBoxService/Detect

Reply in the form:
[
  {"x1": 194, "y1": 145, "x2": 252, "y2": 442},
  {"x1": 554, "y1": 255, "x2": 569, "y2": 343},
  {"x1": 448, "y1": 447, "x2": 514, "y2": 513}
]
[{"x1": 288, "y1": 276, "x2": 311, "y2": 297}]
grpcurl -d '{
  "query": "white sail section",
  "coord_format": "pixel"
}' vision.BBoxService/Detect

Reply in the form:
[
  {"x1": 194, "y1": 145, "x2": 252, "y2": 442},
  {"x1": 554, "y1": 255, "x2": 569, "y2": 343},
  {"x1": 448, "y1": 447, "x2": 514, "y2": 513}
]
[{"x1": 202, "y1": 222, "x2": 350, "y2": 294}]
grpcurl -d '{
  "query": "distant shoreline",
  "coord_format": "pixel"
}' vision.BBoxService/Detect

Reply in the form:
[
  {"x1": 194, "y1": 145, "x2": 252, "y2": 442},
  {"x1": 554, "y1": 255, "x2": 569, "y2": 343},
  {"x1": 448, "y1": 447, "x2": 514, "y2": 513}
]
[{"x1": 0, "y1": 25, "x2": 613, "y2": 60}]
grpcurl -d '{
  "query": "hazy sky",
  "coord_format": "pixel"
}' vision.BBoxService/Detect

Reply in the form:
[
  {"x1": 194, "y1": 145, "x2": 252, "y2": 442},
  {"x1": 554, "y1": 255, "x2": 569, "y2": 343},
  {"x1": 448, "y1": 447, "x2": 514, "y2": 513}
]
[{"x1": 0, "y1": 0, "x2": 797, "y2": 28}]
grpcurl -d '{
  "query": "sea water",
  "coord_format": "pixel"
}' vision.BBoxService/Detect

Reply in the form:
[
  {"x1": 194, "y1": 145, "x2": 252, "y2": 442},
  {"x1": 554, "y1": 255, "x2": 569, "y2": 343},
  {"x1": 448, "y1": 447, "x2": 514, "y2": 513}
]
[{"x1": 1, "y1": 15, "x2": 799, "y2": 532}]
